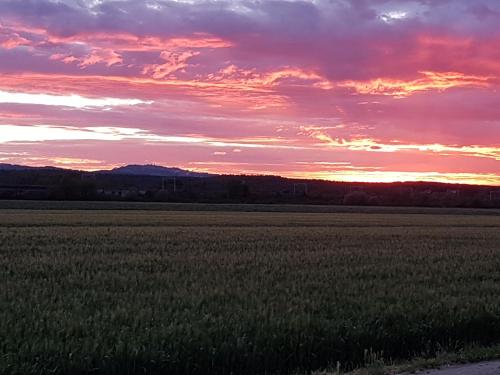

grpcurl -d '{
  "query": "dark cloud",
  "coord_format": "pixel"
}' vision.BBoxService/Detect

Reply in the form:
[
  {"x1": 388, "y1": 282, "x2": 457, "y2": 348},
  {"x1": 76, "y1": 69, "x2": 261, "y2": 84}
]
[{"x1": 1, "y1": 0, "x2": 500, "y2": 80}]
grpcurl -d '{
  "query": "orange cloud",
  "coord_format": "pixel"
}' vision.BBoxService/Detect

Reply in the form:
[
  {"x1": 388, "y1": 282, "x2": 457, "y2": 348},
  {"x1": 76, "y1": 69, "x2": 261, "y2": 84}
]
[
  {"x1": 306, "y1": 129, "x2": 500, "y2": 161},
  {"x1": 206, "y1": 65, "x2": 333, "y2": 89},
  {"x1": 339, "y1": 71, "x2": 493, "y2": 97},
  {"x1": 260, "y1": 68, "x2": 333, "y2": 89},
  {"x1": 47, "y1": 31, "x2": 233, "y2": 52}
]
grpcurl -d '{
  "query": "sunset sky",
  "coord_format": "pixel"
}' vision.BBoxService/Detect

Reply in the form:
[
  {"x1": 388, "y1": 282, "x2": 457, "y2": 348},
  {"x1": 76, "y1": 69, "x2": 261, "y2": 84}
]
[{"x1": 1, "y1": 0, "x2": 499, "y2": 185}]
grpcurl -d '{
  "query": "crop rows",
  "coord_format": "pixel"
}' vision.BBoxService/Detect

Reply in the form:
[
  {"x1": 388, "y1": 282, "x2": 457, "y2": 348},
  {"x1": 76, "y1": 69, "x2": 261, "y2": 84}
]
[{"x1": 1, "y1": 208, "x2": 500, "y2": 374}]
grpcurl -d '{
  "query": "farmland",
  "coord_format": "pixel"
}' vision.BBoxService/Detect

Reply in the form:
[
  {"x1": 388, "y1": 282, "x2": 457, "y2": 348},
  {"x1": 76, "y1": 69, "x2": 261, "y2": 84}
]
[{"x1": 1, "y1": 202, "x2": 500, "y2": 374}]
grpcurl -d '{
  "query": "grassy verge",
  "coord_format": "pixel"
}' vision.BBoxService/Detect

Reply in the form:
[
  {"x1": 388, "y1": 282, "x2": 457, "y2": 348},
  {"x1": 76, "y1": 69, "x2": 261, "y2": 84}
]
[{"x1": 331, "y1": 344, "x2": 500, "y2": 374}]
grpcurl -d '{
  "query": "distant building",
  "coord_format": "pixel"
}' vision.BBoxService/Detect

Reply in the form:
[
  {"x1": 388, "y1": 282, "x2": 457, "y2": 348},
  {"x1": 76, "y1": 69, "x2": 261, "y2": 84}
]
[
  {"x1": 96, "y1": 188, "x2": 147, "y2": 198},
  {"x1": 97, "y1": 189, "x2": 131, "y2": 198}
]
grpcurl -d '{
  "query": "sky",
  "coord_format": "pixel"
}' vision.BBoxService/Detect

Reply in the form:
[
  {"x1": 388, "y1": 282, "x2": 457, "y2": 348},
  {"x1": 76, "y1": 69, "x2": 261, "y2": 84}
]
[{"x1": 0, "y1": 0, "x2": 499, "y2": 185}]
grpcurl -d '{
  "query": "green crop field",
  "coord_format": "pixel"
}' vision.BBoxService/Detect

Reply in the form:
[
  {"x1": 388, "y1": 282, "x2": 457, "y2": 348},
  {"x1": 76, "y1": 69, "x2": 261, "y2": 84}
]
[{"x1": 1, "y1": 202, "x2": 500, "y2": 374}]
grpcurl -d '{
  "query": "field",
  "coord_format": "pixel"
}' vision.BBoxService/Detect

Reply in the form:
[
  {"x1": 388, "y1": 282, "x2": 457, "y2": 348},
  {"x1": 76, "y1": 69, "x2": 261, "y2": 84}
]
[{"x1": 1, "y1": 202, "x2": 500, "y2": 374}]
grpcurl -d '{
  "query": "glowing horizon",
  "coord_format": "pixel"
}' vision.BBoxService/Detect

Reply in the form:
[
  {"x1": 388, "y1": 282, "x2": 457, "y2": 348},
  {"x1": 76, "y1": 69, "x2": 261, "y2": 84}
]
[{"x1": 1, "y1": 0, "x2": 499, "y2": 186}]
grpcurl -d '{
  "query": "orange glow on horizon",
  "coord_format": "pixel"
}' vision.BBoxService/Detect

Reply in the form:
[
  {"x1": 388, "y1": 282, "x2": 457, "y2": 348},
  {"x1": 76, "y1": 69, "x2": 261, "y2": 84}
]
[{"x1": 3, "y1": 157, "x2": 498, "y2": 186}]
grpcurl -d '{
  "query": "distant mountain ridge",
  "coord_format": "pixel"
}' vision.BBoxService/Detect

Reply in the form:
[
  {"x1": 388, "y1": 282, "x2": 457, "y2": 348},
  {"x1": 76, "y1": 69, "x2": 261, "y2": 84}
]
[
  {"x1": 0, "y1": 163, "x2": 28, "y2": 171},
  {"x1": 105, "y1": 164, "x2": 212, "y2": 178},
  {"x1": 0, "y1": 163, "x2": 62, "y2": 171},
  {"x1": 0, "y1": 163, "x2": 212, "y2": 178}
]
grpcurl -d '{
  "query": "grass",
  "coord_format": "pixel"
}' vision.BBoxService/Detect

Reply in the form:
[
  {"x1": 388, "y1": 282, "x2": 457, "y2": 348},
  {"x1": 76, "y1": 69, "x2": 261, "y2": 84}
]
[
  {"x1": 1, "y1": 203, "x2": 500, "y2": 374},
  {"x1": 339, "y1": 343, "x2": 500, "y2": 374}
]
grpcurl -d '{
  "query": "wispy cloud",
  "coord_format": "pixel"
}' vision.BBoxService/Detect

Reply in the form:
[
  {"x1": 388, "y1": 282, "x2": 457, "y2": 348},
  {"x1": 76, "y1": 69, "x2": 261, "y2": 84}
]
[
  {"x1": 338, "y1": 72, "x2": 493, "y2": 98},
  {"x1": 0, "y1": 90, "x2": 151, "y2": 109},
  {"x1": 0, "y1": 124, "x2": 302, "y2": 150},
  {"x1": 305, "y1": 129, "x2": 500, "y2": 161}
]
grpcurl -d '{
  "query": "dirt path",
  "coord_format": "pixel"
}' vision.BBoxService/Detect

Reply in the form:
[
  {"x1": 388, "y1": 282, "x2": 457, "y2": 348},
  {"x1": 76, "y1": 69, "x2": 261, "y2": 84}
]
[{"x1": 407, "y1": 360, "x2": 500, "y2": 374}]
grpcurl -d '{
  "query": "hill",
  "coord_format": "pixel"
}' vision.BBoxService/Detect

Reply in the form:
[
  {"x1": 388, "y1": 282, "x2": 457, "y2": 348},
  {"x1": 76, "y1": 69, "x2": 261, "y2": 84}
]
[
  {"x1": 0, "y1": 163, "x2": 63, "y2": 172},
  {"x1": 105, "y1": 164, "x2": 211, "y2": 178}
]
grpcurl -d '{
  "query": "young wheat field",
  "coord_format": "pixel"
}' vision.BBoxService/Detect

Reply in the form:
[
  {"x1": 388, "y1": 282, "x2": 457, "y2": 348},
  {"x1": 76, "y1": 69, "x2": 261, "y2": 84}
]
[{"x1": 1, "y1": 202, "x2": 500, "y2": 374}]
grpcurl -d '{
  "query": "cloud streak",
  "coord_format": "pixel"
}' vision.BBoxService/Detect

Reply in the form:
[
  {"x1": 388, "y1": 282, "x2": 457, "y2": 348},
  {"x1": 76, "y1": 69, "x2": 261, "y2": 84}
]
[{"x1": 0, "y1": 90, "x2": 151, "y2": 108}]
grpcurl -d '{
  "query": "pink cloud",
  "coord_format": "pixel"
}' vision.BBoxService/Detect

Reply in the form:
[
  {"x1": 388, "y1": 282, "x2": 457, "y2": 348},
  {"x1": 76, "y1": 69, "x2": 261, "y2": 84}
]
[
  {"x1": 142, "y1": 50, "x2": 200, "y2": 79},
  {"x1": 78, "y1": 49, "x2": 123, "y2": 68},
  {"x1": 0, "y1": 24, "x2": 30, "y2": 49}
]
